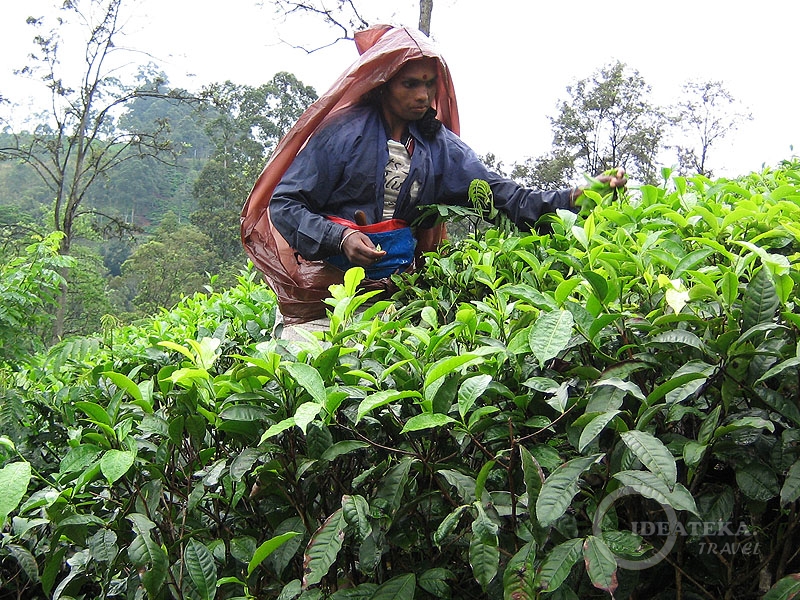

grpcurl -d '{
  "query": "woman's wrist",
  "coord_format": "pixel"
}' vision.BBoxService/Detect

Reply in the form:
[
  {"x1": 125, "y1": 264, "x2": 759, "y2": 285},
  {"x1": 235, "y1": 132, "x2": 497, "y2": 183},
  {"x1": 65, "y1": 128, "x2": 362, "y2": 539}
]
[
  {"x1": 339, "y1": 228, "x2": 359, "y2": 252},
  {"x1": 569, "y1": 187, "x2": 584, "y2": 208}
]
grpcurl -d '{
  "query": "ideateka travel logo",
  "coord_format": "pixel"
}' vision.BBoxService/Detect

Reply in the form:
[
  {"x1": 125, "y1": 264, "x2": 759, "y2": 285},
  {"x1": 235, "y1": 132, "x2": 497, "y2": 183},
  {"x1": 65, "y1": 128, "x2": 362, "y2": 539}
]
[{"x1": 592, "y1": 486, "x2": 758, "y2": 571}]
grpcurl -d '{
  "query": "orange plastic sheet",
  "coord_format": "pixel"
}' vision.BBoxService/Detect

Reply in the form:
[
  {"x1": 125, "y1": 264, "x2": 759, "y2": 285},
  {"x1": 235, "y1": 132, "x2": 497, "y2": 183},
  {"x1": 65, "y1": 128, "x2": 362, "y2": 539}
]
[{"x1": 240, "y1": 24, "x2": 460, "y2": 323}]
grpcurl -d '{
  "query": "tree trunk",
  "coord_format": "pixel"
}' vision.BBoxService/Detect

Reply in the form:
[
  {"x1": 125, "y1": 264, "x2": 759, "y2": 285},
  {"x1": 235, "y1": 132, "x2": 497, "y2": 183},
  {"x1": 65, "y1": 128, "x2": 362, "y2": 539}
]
[{"x1": 418, "y1": 0, "x2": 433, "y2": 35}]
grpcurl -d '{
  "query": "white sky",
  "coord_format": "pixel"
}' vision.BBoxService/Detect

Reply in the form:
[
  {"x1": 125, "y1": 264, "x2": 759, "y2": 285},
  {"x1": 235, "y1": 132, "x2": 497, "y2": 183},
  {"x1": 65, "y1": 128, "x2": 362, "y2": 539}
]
[{"x1": 2, "y1": 0, "x2": 799, "y2": 179}]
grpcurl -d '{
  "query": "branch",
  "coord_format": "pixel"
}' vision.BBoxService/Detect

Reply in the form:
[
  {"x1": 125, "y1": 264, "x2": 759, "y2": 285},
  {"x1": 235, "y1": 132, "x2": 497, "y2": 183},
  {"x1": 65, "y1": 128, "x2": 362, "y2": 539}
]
[{"x1": 272, "y1": 0, "x2": 369, "y2": 53}]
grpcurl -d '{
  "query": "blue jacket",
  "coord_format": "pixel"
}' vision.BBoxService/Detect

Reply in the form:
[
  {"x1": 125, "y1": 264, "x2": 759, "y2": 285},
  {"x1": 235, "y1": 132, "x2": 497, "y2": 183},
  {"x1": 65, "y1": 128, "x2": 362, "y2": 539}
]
[{"x1": 270, "y1": 104, "x2": 573, "y2": 261}]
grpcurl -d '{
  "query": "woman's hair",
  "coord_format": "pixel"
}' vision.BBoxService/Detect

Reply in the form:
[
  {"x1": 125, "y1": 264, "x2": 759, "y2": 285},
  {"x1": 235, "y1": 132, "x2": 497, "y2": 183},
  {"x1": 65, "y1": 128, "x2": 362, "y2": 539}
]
[
  {"x1": 417, "y1": 107, "x2": 442, "y2": 140},
  {"x1": 360, "y1": 83, "x2": 443, "y2": 141}
]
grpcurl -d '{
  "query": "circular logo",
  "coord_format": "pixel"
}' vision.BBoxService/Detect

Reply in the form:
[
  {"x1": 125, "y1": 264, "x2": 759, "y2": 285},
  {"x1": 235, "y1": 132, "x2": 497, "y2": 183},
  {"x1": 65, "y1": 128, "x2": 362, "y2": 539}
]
[{"x1": 592, "y1": 486, "x2": 678, "y2": 570}]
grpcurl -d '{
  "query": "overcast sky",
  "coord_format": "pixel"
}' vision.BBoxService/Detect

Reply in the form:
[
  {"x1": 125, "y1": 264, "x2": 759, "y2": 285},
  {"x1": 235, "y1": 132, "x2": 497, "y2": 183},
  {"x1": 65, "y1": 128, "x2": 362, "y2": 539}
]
[{"x1": 2, "y1": 0, "x2": 798, "y2": 179}]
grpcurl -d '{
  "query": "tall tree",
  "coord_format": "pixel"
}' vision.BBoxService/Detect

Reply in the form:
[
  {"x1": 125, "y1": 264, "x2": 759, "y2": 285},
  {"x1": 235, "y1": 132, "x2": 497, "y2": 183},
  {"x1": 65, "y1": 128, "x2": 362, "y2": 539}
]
[
  {"x1": 191, "y1": 73, "x2": 317, "y2": 264},
  {"x1": 549, "y1": 61, "x2": 666, "y2": 184},
  {"x1": 0, "y1": 0, "x2": 189, "y2": 340},
  {"x1": 509, "y1": 150, "x2": 575, "y2": 190},
  {"x1": 271, "y1": 0, "x2": 436, "y2": 48},
  {"x1": 669, "y1": 80, "x2": 752, "y2": 177},
  {"x1": 117, "y1": 217, "x2": 216, "y2": 316}
]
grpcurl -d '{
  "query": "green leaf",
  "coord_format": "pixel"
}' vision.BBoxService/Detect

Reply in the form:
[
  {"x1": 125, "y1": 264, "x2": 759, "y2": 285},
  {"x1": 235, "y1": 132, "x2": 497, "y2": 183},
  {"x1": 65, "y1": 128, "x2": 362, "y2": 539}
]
[
  {"x1": 284, "y1": 362, "x2": 327, "y2": 404},
  {"x1": 474, "y1": 460, "x2": 496, "y2": 503},
  {"x1": 434, "y1": 505, "x2": 470, "y2": 547},
  {"x1": 356, "y1": 390, "x2": 421, "y2": 422},
  {"x1": 75, "y1": 400, "x2": 112, "y2": 426},
  {"x1": 128, "y1": 533, "x2": 168, "y2": 598},
  {"x1": 647, "y1": 330, "x2": 706, "y2": 352},
  {"x1": 7, "y1": 543, "x2": 39, "y2": 583},
  {"x1": 757, "y1": 356, "x2": 800, "y2": 383},
  {"x1": 697, "y1": 405, "x2": 721, "y2": 445},
  {"x1": 88, "y1": 529, "x2": 118, "y2": 563},
  {"x1": 672, "y1": 248, "x2": 715, "y2": 279},
  {"x1": 612, "y1": 470, "x2": 699, "y2": 515},
  {"x1": 400, "y1": 413, "x2": 457, "y2": 433},
  {"x1": 578, "y1": 411, "x2": 621, "y2": 452},
  {"x1": 294, "y1": 401, "x2": 323, "y2": 434},
  {"x1": 247, "y1": 532, "x2": 302, "y2": 576},
  {"x1": 583, "y1": 536, "x2": 618, "y2": 594},
  {"x1": 375, "y1": 458, "x2": 413, "y2": 516},
  {"x1": 438, "y1": 469, "x2": 479, "y2": 504},
  {"x1": 259, "y1": 417, "x2": 296, "y2": 443},
  {"x1": 342, "y1": 495, "x2": 372, "y2": 541},
  {"x1": 536, "y1": 538, "x2": 583, "y2": 592},
  {"x1": 419, "y1": 568, "x2": 453, "y2": 598},
  {"x1": 320, "y1": 440, "x2": 369, "y2": 461},
  {"x1": 781, "y1": 460, "x2": 800, "y2": 506},
  {"x1": 102, "y1": 370, "x2": 150, "y2": 412},
  {"x1": 741, "y1": 267, "x2": 779, "y2": 331},
  {"x1": 302, "y1": 509, "x2": 345, "y2": 589},
  {"x1": 158, "y1": 340, "x2": 197, "y2": 363},
  {"x1": 503, "y1": 541, "x2": 536, "y2": 600},
  {"x1": 593, "y1": 377, "x2": 645, "y2": 402},
  {"x1": 529, "y1": 310, "x2": 574, "y2": 368},
  {"x1": 736, "y1": 463, "x2": 780, "y2": 502},
  {"x1": 0, "y1": 461, "x2": 31, "y2": 526},
  {"x1": 424, "y1": 353, "x2": 484, "y2": 402},
  {"x1": 682, "y1": 441, "x2": 707, "y2": 469},
  {"x1": 620, "y1": 430, "x2": 677, "y2": 489},
  {"x1": 370, "y1": 573, "x2": 416, "y2": 600},
  {"x1": 763, "y1": 573, "x2": 800, "y2": 600},
  {"x1": 520, "y1": 446, "x2": 544, "y2": 504},
  {"x1": 100, "y1": 449, "x2": 135, "y2": 484},
  {"x1": 536, "y1": 454, "x2": 603, "y2": 526},
  {"x1": 583, "y1": 270, "x2": 608, "y2": 303},
  {"x1": 469, "y1": 532, "x2": 499, "y2": 589},
  {"x1": 185, "y1": 539, "x2": 217, "y2": 600},
  {"x1": 458, "y1": 374, "x2": 493, "y2": 419},
  {"x1": 644, "y1": 372, "x2": 708, "y2": 407},
  {"x1": 715, "y1": 416, "x2": 775, "y2": 438}
]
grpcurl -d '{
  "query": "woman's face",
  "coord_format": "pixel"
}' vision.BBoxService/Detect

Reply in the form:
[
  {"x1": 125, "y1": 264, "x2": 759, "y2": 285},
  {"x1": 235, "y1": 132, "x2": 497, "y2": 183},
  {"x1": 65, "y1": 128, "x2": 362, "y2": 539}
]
[{"x1": 381, "y1": 58, "x2": 438, "y2": 127}]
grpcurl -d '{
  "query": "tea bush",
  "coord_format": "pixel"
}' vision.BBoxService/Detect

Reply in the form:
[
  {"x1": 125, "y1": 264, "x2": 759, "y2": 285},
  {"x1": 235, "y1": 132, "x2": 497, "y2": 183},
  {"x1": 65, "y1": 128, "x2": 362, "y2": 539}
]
[{"x1": 2, "y1": 160, "x2": 800, "y2": 599}]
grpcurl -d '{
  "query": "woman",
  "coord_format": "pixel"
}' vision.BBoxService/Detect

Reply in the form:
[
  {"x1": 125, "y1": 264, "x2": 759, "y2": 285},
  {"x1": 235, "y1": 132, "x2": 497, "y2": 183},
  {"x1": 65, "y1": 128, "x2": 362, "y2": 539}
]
[{"x1": 240, "y1": 25, "x2": 623, "y2": 335}]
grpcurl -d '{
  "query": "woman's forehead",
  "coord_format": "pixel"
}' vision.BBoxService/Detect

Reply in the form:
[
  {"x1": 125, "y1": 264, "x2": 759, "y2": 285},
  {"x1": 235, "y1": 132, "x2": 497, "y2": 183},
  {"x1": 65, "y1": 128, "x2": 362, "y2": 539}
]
[{"x1": 394, "y1": 58, "x2": 438, "y2": 80}]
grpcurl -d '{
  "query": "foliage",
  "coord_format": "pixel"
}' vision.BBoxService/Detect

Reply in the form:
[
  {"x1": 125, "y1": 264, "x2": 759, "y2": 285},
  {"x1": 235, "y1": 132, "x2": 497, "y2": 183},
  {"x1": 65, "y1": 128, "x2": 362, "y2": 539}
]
[
  {"x1": 191, "y1": 74, "x2": 317, "y2": 265},
  {"x1": 4, "y1": 159, "x2": 800, "y2": 600},
  {"x1": 0, "y1": 232, "x2": 75, "y2": 365},
  {"x1": 116, "y1": 221, "x2": 219, "y2": 317},
  {"x1": 669, "y1": 80, "x2": 753, "y2": 177},
  {"x1": 0, "y1": 0, "x2": 194, "y2": 339},
  {"x1": 510, "y1": 149, "x2": 575, "y2": 190},
  {"x1": 549, "y1": 61, "x2": 665, "y2": 185}
]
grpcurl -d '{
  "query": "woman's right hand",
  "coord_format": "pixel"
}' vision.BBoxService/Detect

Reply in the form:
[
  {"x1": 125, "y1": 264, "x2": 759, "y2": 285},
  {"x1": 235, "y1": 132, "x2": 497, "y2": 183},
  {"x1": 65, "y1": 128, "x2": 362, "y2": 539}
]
[{"x1": 341, "y1": 230, "x2": 387, "y2": 267}]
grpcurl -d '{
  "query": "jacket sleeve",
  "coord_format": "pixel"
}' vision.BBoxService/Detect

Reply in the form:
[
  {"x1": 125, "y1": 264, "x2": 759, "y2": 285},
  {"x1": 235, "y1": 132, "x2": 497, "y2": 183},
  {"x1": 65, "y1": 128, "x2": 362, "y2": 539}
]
[
  {"x1": 269, "y1": 131, "x2": 349, "y2": 261},
  {"x1": 433, "y1": 130, "x2": 574, "y2": 229}
]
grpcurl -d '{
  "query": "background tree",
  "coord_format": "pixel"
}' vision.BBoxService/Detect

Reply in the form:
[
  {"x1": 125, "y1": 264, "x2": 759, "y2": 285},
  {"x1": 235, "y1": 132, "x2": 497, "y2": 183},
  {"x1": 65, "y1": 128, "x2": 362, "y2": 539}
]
[
  {"x1": 191, "y1": 73, "x2": 317, "y2": 265},
  {"x1": 116, "y1": 214, "x2": 216, "y2": 316},
  {"x1": 0, "y1": 0, "x2": 190, "y2": 340},
  {"x1": 510, "y1": 149, "x2": 575, "y2": 189},
  {"x1": 549, "y1": 61, "x2": 666, "y2": 184},
  {"x1": 0, "y1": 233, "x2": 73, "y2": 365},
  {"x1": 271, "y1": 0, "x2": 435, "y2": 48},
  {"x1": 669, "y1": 80, "x2": 753, "y2": 177}
]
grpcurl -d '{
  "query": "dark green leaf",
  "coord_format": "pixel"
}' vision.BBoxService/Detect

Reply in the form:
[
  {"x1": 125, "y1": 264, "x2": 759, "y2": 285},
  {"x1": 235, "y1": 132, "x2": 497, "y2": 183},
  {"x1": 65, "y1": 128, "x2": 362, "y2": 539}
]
[
  {"x1": 620, "y1": 430, "x2": 677, "y2": 489},
  {"x1": 741, "y1": 267, "x2": 779, "y2": 331},
  {"x1": 185, "y1": 539, "x2": 217, "y2": 600},
  {"x1": 536, "y1": 454, "x2": 603, "y2": 526},
  {"x1": 536, "y1": 538, "x2": 583, "y2": 592},
  {"x1": 302, "y1": 509, "x2": 345, "y2": 589}
]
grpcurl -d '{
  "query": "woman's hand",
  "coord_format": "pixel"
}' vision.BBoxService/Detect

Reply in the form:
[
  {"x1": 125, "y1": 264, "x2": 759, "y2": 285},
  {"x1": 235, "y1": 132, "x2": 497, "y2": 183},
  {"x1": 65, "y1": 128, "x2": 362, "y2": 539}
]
[
  {"x1": 595, "y1": 167, "x2": 627, "y2": 190},
  {"x1": 572, "y1": 167, "x2": 628, "y2": 208},
  {"x1": 340, "y1": 230, "x2": 387, "y2": 267}
]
